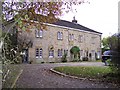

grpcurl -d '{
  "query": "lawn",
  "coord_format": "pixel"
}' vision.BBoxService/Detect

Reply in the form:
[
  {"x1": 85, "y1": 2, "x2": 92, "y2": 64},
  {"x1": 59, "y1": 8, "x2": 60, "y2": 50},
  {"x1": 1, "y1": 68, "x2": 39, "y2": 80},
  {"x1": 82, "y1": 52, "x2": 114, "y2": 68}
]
[
  {"x1": 54, "y1": 66, "x2": 112, "y2": 79},
  {"x1": 2, "y1": 64, "x2": 22, "y2": 88}
]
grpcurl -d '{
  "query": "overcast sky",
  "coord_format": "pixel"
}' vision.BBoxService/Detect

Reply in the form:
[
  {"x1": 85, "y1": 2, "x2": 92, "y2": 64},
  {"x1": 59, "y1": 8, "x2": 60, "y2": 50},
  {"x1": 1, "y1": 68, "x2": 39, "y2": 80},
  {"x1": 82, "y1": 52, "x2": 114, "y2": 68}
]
[{"x1": 60, "y1": 0, "x2": 119, "y2": 38}]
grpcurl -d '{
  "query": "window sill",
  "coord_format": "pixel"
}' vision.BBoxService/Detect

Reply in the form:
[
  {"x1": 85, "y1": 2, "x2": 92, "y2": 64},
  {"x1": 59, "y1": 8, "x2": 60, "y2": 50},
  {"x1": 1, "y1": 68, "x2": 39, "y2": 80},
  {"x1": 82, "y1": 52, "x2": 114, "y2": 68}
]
[
  {"x1": 49, "y1": 56, "x2": 54, "y2": 58},
  {"x1": 57, "y1": 39, "x2": 63, "y2": 40},
  {"x1": 36, "y1": 57, "x2": 43, "y2": 59},
  {"x1": 58, "y1": 56, "x2": 62, "y2": 58},
  {"x1": 36, "y1": 36, "x2": 43, "y2": 38},
  {"x1": 36, "y1": 57, "x2": 39, "y2": 59}
]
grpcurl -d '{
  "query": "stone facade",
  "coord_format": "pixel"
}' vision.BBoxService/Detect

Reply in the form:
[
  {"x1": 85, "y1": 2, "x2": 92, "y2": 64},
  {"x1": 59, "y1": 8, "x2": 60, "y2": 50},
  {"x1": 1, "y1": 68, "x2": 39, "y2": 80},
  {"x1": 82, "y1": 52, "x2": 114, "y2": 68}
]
[{"x1": 19, "y1": 20, "x2": 102, "y2": 63}]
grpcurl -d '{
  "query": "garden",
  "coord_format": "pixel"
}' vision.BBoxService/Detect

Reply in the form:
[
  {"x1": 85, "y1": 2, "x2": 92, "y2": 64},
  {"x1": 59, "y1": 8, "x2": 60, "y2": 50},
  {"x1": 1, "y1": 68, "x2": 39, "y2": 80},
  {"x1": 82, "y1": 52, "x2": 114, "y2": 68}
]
[{"x1": 54, "y1": 65, "x2": 120, "y2": 85}]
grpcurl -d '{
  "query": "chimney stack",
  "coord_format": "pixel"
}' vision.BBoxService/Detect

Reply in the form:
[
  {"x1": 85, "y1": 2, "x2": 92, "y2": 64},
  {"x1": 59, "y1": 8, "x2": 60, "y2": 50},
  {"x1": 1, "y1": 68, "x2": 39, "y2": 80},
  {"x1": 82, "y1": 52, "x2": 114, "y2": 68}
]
[{"x1": 72, "y1": 16, "x2": 77, "y2": 23}]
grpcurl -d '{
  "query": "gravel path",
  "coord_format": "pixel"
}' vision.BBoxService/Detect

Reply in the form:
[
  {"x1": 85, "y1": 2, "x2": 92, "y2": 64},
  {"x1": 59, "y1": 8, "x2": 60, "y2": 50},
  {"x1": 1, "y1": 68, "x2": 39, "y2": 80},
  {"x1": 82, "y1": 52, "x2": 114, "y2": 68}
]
[{"x1": 15, "y1": 62, "x2": 118, "y2": 88}]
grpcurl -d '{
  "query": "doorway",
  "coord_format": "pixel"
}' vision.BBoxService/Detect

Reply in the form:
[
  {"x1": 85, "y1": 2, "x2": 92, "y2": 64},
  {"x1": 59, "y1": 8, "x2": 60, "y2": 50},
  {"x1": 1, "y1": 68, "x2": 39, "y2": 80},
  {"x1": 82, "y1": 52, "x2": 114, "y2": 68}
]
[{"x1": 22, "y1": 49, "x2": 29, "y2": 63}]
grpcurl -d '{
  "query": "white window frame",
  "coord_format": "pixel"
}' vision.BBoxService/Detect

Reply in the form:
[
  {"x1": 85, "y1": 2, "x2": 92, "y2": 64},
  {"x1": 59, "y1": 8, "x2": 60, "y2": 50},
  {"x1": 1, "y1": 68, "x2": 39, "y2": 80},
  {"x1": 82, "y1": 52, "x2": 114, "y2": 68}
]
[
  {"x1": 64, "y1": 49, "x2": 68, "y2": 55},
  {"x1": 91, "y1": 37, "x2": 96, "y2": 44},
  {"x1": 49, "y1": 50, "x2": 54, "y2": 58},
  {"x1": 35, "y1": 29, "x2": 43, "y2": 38},
  {"x1": 35, "y1": 30, "x2": 39, "y2": 38},
  {"x1": 58, "y1": 49, "x2": 62, "y2": 57},
  {"x1": 57, "y1": 32, "x2": 63, "y2": 40},
  {"x1": 71, "y1": 34, "x2": 74, "y2": 41},
  {"x1": 69, "y1": 34, "x2": 71, "y2": 41},
  {"x1": 36, "y1": 48, "x2": 43, "y2": 58},
  {"x1": 36, "y1": 48, "x2": 39, "y2": 58},
  {"x1": 80, "y1": 50, "x2": 83, "y2": 60},
  {"x1": 60, "y1": 32, "x2": 63, "y2": 39},
  {"x1": 69, "y1": 34, "x2": 74, "y2": 41},
  {"x1": 39, "y1": 30, "x2": 43, "y2": 38},
  {"x1": 79, "y1": 35, "x2": 83, "y2": 43},
  {"x1": 39, "y1": 48, "x2": 43, "y2": 58},
  {"x1": 57, "y1": 32, "x2": 61, "y2": 39}
]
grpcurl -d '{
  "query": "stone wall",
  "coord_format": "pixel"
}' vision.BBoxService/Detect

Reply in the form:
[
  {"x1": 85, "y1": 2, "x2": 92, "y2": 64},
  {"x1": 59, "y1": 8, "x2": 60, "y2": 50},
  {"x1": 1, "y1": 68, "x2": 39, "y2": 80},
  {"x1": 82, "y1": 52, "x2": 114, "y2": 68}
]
[{"x1": 21, "y1": 22, "x2": 102, "y2": 63}]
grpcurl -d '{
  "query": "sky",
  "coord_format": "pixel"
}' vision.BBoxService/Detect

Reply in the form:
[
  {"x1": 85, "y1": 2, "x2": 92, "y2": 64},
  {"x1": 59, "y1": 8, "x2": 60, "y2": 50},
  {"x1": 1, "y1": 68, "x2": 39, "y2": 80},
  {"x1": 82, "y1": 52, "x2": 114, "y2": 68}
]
[
  {"x1": 3, "y1": 0, "x2": 119, "y2": 38},
  {"x1": 60, "y1": 0, "x2": 119, "y2": 38}
]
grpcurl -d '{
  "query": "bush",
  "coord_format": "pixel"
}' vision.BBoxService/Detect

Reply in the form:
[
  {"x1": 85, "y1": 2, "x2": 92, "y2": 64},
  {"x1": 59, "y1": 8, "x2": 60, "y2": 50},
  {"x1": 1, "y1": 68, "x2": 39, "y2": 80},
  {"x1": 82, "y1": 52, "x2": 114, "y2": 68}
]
[
  {"x1": 72, "y1": 58, "x2": 81, "y2": 62},
  {"x1": 49, "y1": 62, "x2": 54, "y2": 63},
  {"x1": 29, "y1": 60, "x2": 33, "y2": 64},
  {"x1": 2, "y1": 64, "x2": 21, "y2": 88},
  {"x1": 61, "y1": 53, "x2": 67, "y2": 62},
  {"x1": 107, "y1": 33, "x2": 120, "y2": 83},
  {"x1": 82, "y1": 57, "x2": 88, "y2": 61},
  {"x1": 41, "y1": 62, "x2": 44, "y2": 64}
]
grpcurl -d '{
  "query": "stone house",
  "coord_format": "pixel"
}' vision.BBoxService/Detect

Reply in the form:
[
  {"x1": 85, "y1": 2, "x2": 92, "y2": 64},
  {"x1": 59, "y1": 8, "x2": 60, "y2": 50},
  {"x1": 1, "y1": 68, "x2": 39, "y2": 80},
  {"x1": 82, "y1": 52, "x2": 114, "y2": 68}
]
[{"x1": 18, "y1": 18, "x2": 102, "y2": 63}]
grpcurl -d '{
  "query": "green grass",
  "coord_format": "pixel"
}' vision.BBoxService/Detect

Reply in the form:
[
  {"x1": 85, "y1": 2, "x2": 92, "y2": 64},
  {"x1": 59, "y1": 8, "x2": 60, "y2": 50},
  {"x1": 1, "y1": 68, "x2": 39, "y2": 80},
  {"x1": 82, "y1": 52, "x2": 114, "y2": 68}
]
[
  {"x1": 54, "y1": 66, "x2": 112, "y2": 79},
  {"x1": 95, "y1": 60, "x2": 102, "y2": 62},
  {"x1": 81, "y1": 60, "x2": 102, "y2": 62},
  {"x1": 2, "y1": 64, "x2": 22, "y2": 88}
]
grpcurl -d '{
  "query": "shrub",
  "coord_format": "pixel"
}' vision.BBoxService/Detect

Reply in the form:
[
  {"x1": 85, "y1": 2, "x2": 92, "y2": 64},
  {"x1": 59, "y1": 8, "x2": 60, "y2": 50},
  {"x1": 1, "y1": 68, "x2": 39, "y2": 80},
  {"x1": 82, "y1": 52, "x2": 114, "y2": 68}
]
[
  {"x1": 82, "y1": 57, "x2": 88, "y2": 61},
  {"x1": 41, "y1": 62, "x2": 44, "y2": 64},
  {"x1": 49, "y1": 62, "x2": 54, "y2": 63},
  {"x1": 109, "y1": 33, "x2": 120, "y2": 74},
  {"x1": 61, "y1": 53, "x2": 67, "y2": 62},
  {"x1": 29, "y1": 60, "x2": 33, "y2": 64}
]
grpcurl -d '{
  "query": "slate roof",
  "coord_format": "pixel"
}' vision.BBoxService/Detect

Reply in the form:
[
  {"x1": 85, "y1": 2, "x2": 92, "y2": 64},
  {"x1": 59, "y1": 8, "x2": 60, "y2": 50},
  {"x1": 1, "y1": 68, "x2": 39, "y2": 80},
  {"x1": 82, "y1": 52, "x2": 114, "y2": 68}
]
[
  {"x1": 53, "y1": 20, "x2": 102, "y2": 34},
  {"x1": 4, "y1": 18, "x2": 102, "y2": 34}
]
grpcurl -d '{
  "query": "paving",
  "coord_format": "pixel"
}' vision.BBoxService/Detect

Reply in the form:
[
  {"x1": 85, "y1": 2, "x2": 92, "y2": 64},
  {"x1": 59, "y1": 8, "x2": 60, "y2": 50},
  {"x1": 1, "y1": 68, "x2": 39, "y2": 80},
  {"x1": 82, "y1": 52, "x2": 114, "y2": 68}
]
[{"x1": 15, "y1": 62, "x2": 118, "y2": 88}]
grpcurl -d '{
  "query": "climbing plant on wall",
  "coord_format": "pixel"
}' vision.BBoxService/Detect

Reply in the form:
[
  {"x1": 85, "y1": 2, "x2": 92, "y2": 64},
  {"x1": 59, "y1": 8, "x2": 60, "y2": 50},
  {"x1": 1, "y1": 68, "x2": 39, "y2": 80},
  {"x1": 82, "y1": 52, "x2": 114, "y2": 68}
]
[{"x1": 70, "y1": 46, "x2": 80, "y2": 61}]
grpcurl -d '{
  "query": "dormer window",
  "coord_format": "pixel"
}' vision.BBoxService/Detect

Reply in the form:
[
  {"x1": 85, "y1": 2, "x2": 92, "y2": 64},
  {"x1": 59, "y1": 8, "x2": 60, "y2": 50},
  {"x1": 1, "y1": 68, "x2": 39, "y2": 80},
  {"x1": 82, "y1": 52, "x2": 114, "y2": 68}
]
[
  {"x1": 35, "y1": 29, "x2": 43, "y2": 38},
  {"x1": 57, "y1": 32, "x2": 63, "y2": 40}
]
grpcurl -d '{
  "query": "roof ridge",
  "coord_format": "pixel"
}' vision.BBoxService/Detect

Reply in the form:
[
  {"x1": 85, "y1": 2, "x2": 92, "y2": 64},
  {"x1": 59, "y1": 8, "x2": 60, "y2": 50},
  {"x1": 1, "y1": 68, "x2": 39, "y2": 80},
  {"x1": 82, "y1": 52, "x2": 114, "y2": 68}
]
[{"x1": 54, "y1": 19, "x2": 102, "y2": 34}]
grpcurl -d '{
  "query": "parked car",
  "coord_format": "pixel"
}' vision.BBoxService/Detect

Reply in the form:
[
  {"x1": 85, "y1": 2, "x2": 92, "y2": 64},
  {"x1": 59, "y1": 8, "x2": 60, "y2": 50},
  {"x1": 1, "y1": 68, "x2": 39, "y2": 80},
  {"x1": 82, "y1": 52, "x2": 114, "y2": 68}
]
[
  {"x1": 102, "y1": 50, "x2": 113, "y2": 65},
  {"x1": 102, "y1": 50, "x2": 119, "y2": 66},
  {"x1": 102, "y1": 50, "x2": 112, "y2": 61}
]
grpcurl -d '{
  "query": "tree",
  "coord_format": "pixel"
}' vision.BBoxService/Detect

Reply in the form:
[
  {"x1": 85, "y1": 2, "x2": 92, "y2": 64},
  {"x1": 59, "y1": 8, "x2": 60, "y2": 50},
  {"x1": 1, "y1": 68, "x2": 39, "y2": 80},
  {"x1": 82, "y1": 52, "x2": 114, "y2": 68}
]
[
  {"x1": 2, "y1": 1, "x2": 85, "y2": 29},
  {"x1": 101, "y1": 37, "x2": 111, "y2": 53},
  {"x1": 2, "y1": 32, "x2": 19, "y2": 64},
  {"x1": 110, "y1": 33, "x2": 120, "y2": 75}
]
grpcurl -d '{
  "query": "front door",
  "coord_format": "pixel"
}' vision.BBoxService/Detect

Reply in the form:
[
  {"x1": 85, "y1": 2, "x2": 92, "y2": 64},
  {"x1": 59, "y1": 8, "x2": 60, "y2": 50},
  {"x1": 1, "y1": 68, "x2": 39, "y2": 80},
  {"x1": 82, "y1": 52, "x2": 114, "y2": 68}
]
[{"x1": 22, "y1": 49, "x2": 29, "y2": 63}]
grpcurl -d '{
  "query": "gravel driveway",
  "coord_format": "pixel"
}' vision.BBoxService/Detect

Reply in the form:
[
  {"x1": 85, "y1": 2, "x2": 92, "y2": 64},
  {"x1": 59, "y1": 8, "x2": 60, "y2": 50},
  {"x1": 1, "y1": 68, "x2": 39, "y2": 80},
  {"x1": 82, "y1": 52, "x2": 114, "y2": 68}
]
[{"x1": 15, "y1": 62, "x2": 118, "y2": 88}]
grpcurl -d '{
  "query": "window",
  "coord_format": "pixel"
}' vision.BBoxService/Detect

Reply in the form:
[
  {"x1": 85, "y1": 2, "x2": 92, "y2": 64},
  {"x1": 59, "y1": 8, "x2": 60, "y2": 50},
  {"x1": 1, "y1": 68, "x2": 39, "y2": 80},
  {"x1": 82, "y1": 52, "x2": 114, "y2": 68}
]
[
  {"x1": 35, "y1": 30, "x2": 39, "y2": 38},
  {"x1": 71, "y1": 34, "x2": 74, "y2": 40},
  {"x1": 79, "y1": 35, "x2": 83, "y2": 43},
  {"x1": 35, "y1": 48, "x2": 43, "y2": 58},
  {"x1": 36, "y1": 48, "x2": 39, "y2": 58},
  {"x1": 58, "y1": 49, "x2": 62, "y2": 57},
  {"x1": 39, "y1": 30, "x2": 43, "y2": 38},
  {"x1": 64, "y1": 50, "x2": 68, "y2": 55},
  {"x1": 58, "y1": 32, "x2": 60, "y2": 39},
  {"x1": 35, "y1": 29, "x2": 43, "y2": 38},
  {"x1": 39, "y1": 48, "x2": 43, "y2": 58},
  {"x1": 80, "y1": 50, "x2": 83, "y2": 56},
  {"x1": 69, "y1": 34, "x2": 74, "y2": 41},
  {"x1": 49, "y1": 50, "x2": 54, "y2": 58},
  {"x1": 61, "y1": 32, "x2": 63, "y2": 39},
  {"x1": 57, "y1": 32, "x2": 63, "y2": 40},
  {"x1": 91, "y1": 37, "x2": 96, "y2": 44}
]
